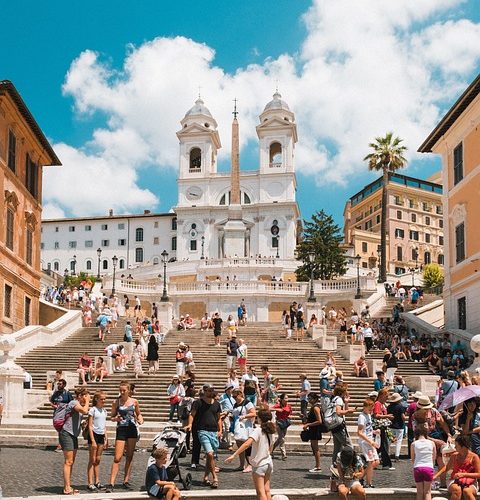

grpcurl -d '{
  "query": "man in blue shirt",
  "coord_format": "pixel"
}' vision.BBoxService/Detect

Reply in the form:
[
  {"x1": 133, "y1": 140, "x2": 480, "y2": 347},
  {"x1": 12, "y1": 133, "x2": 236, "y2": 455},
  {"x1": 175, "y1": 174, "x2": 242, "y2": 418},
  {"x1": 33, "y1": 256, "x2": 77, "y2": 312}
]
[{"x1": 373, "y1": 371, "x2": 385, "y2": 392}]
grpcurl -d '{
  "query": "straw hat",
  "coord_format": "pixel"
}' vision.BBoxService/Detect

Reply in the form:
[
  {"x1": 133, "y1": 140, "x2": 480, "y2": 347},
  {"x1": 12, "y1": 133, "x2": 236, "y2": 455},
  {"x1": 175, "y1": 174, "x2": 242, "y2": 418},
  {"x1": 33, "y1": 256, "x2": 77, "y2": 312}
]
[
  {"x1": 417, "y1": 395, "x2": 433, "y2": 409},
  {"x1": 412, "y1": 391, "x2": 423, "y2": 400},
  {"x1": 388, "y1": 393, "x2": 402, "y2": 403}
]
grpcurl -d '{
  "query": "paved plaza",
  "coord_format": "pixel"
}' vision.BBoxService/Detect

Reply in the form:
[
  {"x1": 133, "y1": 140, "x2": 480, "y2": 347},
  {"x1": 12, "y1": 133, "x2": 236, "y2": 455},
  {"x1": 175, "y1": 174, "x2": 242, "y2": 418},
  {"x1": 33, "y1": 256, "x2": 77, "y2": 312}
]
[{"x1": 0, "y1": 447, "x2": 419, "y2": 497}]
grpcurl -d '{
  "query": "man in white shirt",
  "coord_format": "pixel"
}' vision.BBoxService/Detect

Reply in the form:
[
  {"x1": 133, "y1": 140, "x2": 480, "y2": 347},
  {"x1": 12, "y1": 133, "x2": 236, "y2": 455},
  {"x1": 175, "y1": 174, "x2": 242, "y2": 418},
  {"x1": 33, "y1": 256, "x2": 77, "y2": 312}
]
[{"x1": 363, "y1": 323, "x2": 374, "y2": 353}]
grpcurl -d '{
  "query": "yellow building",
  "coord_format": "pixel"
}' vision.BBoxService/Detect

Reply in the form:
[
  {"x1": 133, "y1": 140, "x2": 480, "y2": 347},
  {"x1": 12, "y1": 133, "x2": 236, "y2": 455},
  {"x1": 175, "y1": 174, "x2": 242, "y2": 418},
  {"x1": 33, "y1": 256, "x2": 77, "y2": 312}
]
[
  {"x1": 419, "y1": 73, "x2": 480, "y2": 334},
  {"x1": 344, "y1": 172, "x2": 444, "y2": 276},
  {"x1": 0, "y1": 80, "x2": 61, "y2": 333}
]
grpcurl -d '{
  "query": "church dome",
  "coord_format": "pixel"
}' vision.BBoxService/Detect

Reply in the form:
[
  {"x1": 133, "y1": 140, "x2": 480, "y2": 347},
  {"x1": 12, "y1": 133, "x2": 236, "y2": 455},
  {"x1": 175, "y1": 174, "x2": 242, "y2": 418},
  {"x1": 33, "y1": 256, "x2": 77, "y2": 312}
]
[
  {"x1": 185, "y1": 97, "x2": 212, "y2": 118},
  {"x1": 263, "y1": 91, "x2": 290, "y2": 112}
]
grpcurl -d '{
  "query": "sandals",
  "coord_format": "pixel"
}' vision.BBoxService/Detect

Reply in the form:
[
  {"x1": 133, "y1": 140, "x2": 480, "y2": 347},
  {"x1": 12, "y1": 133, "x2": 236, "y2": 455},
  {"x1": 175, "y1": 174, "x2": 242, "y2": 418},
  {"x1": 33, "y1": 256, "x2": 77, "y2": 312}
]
[
  {"x1": 211, "y1": 481, "x2": 219, "y2": 489},
  {"x1": 202, "y1": 479, "x2": 212, "y2": 486},
  {"x1": 63, "y1": 489, "x2": 79, "y2": 495}
]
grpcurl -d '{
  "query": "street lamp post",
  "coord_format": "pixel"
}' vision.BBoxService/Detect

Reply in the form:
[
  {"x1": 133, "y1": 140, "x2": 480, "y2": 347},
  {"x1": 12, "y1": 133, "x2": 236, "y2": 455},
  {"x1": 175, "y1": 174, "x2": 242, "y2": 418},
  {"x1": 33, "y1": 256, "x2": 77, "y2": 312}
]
[
  {"x1": 307, "y1": 251, "x2": 316, "y2": 303},
  {"x1": 112, "y1": 255, "x2": 118, "y2": 295},
  {"x1": 414, "y1": 247, "x2": 419, "y2": 269},
  {"x1": 411, "y1": 268, "x2": 415, "y2": 287},
  {"x1": 161, "y1": 250, "x2": 169, "y2": 302},
  {"x1": 72, "y1": 255, "x2": 77, "y2": 275},
  {"x1": 96, "y1": 248, "x2": 102, "y2": 280},
  {"x1": 355, "y1": 254, "x2": 362, "y2": 299},
  {"x1": 201, "y1": 236, "x2": 205, "y2": 260}
]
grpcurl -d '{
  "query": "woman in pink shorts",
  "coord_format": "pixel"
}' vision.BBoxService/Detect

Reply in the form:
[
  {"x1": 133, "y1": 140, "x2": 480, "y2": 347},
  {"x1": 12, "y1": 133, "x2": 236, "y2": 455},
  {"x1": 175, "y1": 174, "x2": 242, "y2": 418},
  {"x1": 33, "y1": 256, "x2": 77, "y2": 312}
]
[{"x1": 411, "y1": 428, "x2": 436, "y2": 500}]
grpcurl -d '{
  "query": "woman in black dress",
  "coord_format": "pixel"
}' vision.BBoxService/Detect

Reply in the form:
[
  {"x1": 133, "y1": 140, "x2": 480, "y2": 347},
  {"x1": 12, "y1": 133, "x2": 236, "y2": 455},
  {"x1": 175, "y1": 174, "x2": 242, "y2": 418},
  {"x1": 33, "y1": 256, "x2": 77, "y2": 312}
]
[{"x1": 303, "y1": 392, "x2": 323, "y2": 473}]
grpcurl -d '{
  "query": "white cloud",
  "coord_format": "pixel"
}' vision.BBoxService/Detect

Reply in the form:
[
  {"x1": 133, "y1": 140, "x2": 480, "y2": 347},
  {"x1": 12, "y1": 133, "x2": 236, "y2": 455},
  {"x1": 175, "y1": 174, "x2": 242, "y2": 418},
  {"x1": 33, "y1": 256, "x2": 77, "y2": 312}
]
[{"x1": 43, "y1": 1, "x2": 480, "y2": 215}]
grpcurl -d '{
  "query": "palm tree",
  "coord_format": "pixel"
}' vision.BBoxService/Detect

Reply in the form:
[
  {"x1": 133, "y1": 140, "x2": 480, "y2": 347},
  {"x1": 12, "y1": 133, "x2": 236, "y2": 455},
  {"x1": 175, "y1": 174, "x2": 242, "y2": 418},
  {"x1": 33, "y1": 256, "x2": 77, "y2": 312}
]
[{"x1": 364, "y1": 132, "x2": 408, "y2": 283}]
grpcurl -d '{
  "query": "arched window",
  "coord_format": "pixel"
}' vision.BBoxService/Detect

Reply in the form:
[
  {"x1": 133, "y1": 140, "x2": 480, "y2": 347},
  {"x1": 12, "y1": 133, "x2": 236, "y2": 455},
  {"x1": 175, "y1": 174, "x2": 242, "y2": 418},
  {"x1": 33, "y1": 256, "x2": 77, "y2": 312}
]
[
  {"x1": 135, "y1": 248, "x2": 144, "y2": 263},
  {"x1": 424, "y1": 251, "x2": 431, "y2": 264},
  {"x1": 70, "y1": 260, "x2": 75, "y2": 272},
  {"x1": 102, "y1": 259, "x2": 108, "y2": 270},
  {"x1": 153, "y1": 257, "x2": 159, "y2": 265},
  {"x1": 171, "y1": 217, "x2": 177, "y2": 230},
  {"x1": 189, "y1": 148, "x2": 201, "y2": 172},
  {"x1": 243, "y1": 192, "x2": 251, "y2": 204},
  {"x1": 119, "y1": 259, "x2": 125, "y2": 269},
  {"x1": 438, "y1": 254, "x2": 444, "y2": 265},
  {"x1": 269, "y1": 142, "x2": 282, "y2": 167},
  {"x1": 220, "y1": 191, "x2": 250, "y2": 205},
  {"x1": 171, "y1": 236, "x2": 177, "y2": 251},
  {"x1": 135, "y1": 227, "x2": 144, "y2": 242},
  {"x1": 86, "y1": 260, "x2": 92, "y2": 271},
  {"x1": 219, "y1": 193, "x2": 227, "y2": 205},
  {"x1": 53, "y1": 261, "x2": 59, "y2": 272}
]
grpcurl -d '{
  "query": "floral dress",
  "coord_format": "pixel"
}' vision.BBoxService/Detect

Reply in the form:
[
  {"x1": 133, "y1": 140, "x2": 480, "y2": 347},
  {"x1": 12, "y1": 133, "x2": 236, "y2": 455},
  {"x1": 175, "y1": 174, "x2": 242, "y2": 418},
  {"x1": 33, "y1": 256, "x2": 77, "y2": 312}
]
[{"x1": 132, "y1": 344, "x2": 143, "y2": 376}]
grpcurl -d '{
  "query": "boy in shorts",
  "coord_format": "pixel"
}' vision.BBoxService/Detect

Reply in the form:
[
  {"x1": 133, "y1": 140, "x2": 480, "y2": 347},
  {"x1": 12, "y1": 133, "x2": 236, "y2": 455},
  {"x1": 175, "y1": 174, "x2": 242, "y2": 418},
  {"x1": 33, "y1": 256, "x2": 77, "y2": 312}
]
[
  {"x1": 145, "y1": 447, "x2": 180, "y2": 499},
  {"x1": 357, "y1": 399, "x2": 380, "y2": 488}
]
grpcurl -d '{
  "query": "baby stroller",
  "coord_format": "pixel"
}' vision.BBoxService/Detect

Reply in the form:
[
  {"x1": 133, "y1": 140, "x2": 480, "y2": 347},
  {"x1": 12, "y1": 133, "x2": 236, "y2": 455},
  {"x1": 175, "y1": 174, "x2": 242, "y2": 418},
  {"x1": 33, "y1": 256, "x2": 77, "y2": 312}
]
[{"x1": 147, "y1": 426, "x2": 192, "y2": 490}]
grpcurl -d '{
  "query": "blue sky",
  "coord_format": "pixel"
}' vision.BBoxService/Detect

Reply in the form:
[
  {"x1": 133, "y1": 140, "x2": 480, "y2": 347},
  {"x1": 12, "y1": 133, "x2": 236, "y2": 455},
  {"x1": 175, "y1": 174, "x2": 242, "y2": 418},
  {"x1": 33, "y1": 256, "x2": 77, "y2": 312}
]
[{"x1": 1, "y1": 1, "x2": 480, "y2": 226}]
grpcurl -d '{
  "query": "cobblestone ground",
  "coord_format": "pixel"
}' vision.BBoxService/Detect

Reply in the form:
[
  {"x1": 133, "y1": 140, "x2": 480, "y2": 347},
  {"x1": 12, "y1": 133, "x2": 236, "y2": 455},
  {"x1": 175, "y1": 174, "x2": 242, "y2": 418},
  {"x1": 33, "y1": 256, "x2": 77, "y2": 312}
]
[{"x1": 0, "y1": 447, "x2": 417, "y2": 497}]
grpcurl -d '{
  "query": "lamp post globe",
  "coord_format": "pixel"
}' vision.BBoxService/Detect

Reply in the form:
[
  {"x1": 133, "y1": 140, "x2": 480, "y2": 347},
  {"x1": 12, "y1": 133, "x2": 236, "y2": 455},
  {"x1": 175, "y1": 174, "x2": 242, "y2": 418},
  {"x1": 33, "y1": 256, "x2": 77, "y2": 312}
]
[
  {"x1": 355, "y1": 254, "x2": 362, "y2": 299},
  {"x1": 307, "y1": 251, "x2": 316, "y2": 303},
  {"x1": 112, "y1": 255, "x2": 118, "y2": 295},
  {"x1": 96, "y1": 248, "x2": 102, "y2": 280},
  {"x1": 161, "y1": 250, "x2": 169, "y2": 302}
]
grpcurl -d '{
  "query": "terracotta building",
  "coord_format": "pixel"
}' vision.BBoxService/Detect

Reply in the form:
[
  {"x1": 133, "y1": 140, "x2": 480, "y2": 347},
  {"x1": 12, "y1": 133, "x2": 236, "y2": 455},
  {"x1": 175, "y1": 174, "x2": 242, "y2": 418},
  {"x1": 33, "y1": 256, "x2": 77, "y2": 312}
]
[
  {"x1": 344, "y1": 172, "x2": 444, "y2": 277},
  {"x1": 0, "y1": 80, "x2": 61, "y2": 333},
  {"x1": 419, "y1": 73, "x2": 480, "y2": 335}
]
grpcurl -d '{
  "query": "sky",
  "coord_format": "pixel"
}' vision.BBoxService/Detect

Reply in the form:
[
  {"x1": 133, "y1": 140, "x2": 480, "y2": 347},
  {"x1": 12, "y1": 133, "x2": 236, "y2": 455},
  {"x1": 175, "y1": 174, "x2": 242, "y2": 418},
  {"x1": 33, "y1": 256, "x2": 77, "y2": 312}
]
[{"x1": 1, "y1": 0, "x2": 480, "y2": 227}]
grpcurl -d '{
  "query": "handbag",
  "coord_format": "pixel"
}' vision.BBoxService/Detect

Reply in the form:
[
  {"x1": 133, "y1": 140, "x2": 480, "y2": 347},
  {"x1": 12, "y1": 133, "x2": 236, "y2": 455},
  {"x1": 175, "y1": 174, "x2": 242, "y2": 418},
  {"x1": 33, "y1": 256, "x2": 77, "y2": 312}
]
[
  {"x1": 234, "y1": 419, "x2": 252, "y2": 441},
  {"x1": 277, "y1": 418, "x2": 291, "y2": 430},
  {"x1": 169, "y1": 395, "x2": 181, "y2": 405},
  {"x1": 300, "y1": 429, "x2": 311, "y2": 442}
]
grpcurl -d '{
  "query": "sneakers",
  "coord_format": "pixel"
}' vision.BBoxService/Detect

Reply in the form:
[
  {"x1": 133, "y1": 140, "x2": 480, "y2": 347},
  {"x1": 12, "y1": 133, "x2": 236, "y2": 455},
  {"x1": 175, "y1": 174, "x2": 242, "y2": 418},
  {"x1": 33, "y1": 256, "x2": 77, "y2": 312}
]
[
  {"x1": 329, "y1": 465, "x2": 339, "y2": 478},
  {"x1": 122, "y1": 482, "x2": 133, "y2": 490},
  {"x1": 382, "y1": 466, "x2": 396, "y2": 471},
  {"x1": 309, "y1": 467, "x2": 322, "y2": 473},
  {"x1": 105, "y1": 484, "x2": 114, "y2": 493},
  {"x1": 87, "y1": 485, "x2": 97, "y2": 492}
]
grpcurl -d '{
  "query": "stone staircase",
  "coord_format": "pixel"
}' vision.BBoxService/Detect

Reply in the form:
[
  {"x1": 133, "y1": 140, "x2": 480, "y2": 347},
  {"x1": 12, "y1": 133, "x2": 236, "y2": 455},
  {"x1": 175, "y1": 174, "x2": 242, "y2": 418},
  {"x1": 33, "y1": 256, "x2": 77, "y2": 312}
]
[{"x1": 2, "y1": 296, "x2": 438, "y2": 453}]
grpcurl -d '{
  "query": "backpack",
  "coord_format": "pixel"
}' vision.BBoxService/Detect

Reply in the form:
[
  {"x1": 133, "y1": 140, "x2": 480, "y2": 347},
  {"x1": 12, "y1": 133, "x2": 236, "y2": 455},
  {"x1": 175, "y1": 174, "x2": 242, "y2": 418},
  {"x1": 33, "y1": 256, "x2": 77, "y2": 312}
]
[
  {"x1": 178, "y1": 399, "x2": 193, "y2": 421},
  {"x1": 53, "y1": 402, "x2": 71, "y2": 432},
  {"x1": 321, "y1": 396, "x2": 344, "y2": 432}
]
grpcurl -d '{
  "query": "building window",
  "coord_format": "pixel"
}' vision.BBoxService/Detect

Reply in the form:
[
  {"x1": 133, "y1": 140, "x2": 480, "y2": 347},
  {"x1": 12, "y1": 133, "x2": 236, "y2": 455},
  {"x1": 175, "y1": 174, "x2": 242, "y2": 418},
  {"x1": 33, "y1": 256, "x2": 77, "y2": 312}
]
[
  {"x1": 425, "y1": 233, "x2": 431, "y2": 243},
  {"x1": 69, "y1": 226, "x2": 75, "y2": 232},
  {"x1": 439, "y1": 236, "x2": 444, "y2": 246},
  {"x1": 408, "y1": 199, "x2": 414, "y2": 208},
  {"x1": 135, "y1": 247, "x2": 144, "y2": 263},
  {"x1": 439, "y1": 219, "x2": 444, "y2": 229},
  {"x1": 272, "y1": 237, "x2": 279, "y2": 248},
  {"x1": 53, "y1": 261, "x2": 59, "y2": 271},
  {"x1": 376, "y1": 214, "x2": 380, "y2": 224},
  {"x1": 85, "y1": 240, "x2": 93, "y2": 247},
  {"x1": 438, "y1": 254, "x2": 444, "y2": 265},
  {"x1": 154, "y1": 221, "x2": 159, "y2": 228},
  {"x1": 412, "y1": 248, "x2": 418, "y2": 261},
  {"x1": 135, "y1": 228, "x2": 144, "y2": 242},
  {"x1": 425, "y1": 216, "x2": 431, "y2": 226},
  {"x1": 25, "y1": 154, "x2": 38, "y2": 198},
  {"x1": 190, "y1": 239, "x2": 197, "y2": 251},
  {"x1": 362, "y1": 262, "x2": 368, "y2": 268},
  {"x1": 118, "y1": 239, "x2": 126, "y2": 246},
  {"x1": 70, "y1": 260, "x2": 75, "y2": 272},
  {"x1": 6, "y1": 208, "x2": 14, "y2": 250},
  {"x1": 411, "y1": 213, "x2": 417, "y2": 223},
  {"x1": 119, "y1": 259, "x2": 125, "y2": 269},
  {"x1": 101, "y1": 240, "x2": 109, "y2": 247},
  {"x1": 55, "y1": 226, "x2": 59, "y2": 232},
  {"x1": 362, "y1": 242, "x2": 368, "y2": 253},
  {"x1": 396, "y1": 210, "x2": 402, "y2": 220},
  {"x1": 409, "y1": 230, "x2": 419, "y2": 241},
  {"x1": 436, "y1": 205, "x2": 443, "y2": 215},
  {"x1": 54, "y1": 241, "x2": 59, "y2": 249},
  {"x1": 269, "y1": 142, "x2": 282, "y2": 167},
  {"x1": 24, "y1": 296, "x2": 31, "y2": 326},
  {"x1": 172, "y1": 218, "x2": 177, "y2": 230},
  {"x1": 422, "y1": 202, "x2": 431, "y2": 212},
  {"x1": 424, "y1": 251, "x2": 431, "y2": 264},
  {"x1": 118, "y1": 223, "x2": 125, "y2": 230},
  {"x1": 7, "y1": 130, "x2": 17, "y2": 172},
  {"x1": 102, "y1": 259, "x2": 108, "y2": 270},
  {"x1": 455, "y1": 223, "x2": 465, "y2": 263},
  {"x1": 68, "y1": 241, "x2": 77, "y2": 249},
  {"x1": 458, "y1": 297, "x2": 467, "y2": 330},
  {"x1": 395, "y1": 267, "x2": 406, "y2": 275},
  {"x1": 395, "y1": 228, "x2": 405, "y2": 239},
  {"x1": 153, "y1": 237, "x2": 159, "y2": 245},
  {"x1": 365, "y1": 220, "x2": 372, "y2": 230},
  {"x1": 26, "y1": 229, "x2": 33, "y2": 265},
  {"x1": 153, "y1": 257, "x2": 159, "y2": 264},
  {"x1": 397, "y1": 246, "x2": 402, "y2": 261},
  {"x1": 101, "y1": 224, "x2": 108, "y2": 230},
  {"x1": 189, "y1": 147, "x2": 202, "y2": 172},
  {"x1": 244, "y1": 192, "x2": 251, "y2": 204},
  {"x1": 171, "y1": 236, "x2": 177, "y2": 251},
  {"x1": 394, "y1": 195, "x2": 402, "y2": 205},
  {"x1": 85, "y1": 225, "x2": 92, "y2": 231},
  {"x1": 86, "y1": 260, "x2": 92, "y2": 271},
  {"x1": 40, "y1": 242, "x2": 44, "y2": 250},
  {"x1": 4, "y1": 284, "x2": 12, "y2": 318},
  {"x1": 453, "y1": 142, "x2": 463, "y2": 185}
]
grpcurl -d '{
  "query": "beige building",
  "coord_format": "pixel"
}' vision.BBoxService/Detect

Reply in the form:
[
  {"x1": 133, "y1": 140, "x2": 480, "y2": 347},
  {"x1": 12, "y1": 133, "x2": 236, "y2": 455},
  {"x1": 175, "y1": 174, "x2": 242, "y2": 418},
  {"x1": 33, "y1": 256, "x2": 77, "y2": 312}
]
[
  {"x1": 0, "y1": 80, "x2": 61, "y2": 333},
  {"x1": 344, "y1": 172, "x2": 444, "y2": 276},
  {"x1": 419, "y1": 73, "x2": 480, "y2": 334}
]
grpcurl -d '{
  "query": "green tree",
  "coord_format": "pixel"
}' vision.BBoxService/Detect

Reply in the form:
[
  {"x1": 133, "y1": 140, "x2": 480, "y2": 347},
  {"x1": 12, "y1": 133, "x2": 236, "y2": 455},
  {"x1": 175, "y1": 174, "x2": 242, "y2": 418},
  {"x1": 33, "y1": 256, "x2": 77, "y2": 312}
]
[
  {"x1": 64, "y1": 272, "x2": 97, "y2": 288},
  {"x1": 364, "y1": 132, "x2": 408, "y2": 283},
  {"x1": 296, "y1": 210, "x2": 347, "y2": 281},
  {"x1": 423, "y1": 263, "x2": 444, "y2": 289}
]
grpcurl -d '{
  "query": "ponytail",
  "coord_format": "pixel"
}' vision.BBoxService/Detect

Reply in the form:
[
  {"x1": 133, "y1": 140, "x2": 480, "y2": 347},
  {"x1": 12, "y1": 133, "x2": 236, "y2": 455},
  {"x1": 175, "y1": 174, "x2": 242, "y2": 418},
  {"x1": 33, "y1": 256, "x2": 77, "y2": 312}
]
[{"x1": 257, "y1": 409, "x2": 275, "y2": 435}]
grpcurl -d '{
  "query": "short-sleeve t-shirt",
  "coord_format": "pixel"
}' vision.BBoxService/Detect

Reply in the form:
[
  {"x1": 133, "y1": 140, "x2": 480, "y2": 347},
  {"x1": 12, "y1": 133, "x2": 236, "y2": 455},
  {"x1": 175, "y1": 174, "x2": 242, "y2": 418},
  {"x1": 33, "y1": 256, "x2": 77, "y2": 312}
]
[
  {"x1": 50, "y1": 389, "x2": 73, "y2": 406},
  {"x1": 357, "y1": 412, "x2": 373, "y2": 439},
  {"x1": 301, "y1": 379, "x2": 311, "y2": 401},
  {"x1": 242, "y1": 374, "x2": 259, "y2": 395},
  {"x1": 62, "y1": 400, "x2": 83, "y2": 437},
  {"x1": 212, "y1": 317, "x2": 223, "y2": 333},
  {"x1": 387, "y1": 402, "x2": 406, "y2": 429},
  {"x1": 249, "y1": 427, "x2": 273, "y2": 467},
  {"x1": 145, "y1": 463, "x2": 168, "y2": 493},
  {"x1": 89, "y1": 406, "x2": 107, "y2": 435},
  {"x1": 191, "y1": 398, "x2": 221, "y2": 432},
  {"x1": 227, "y1": 339, "x2": 238, "y2": 357},
  {"x1": 232, "y1": 400, "x2": 255, "y2": 430}
]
